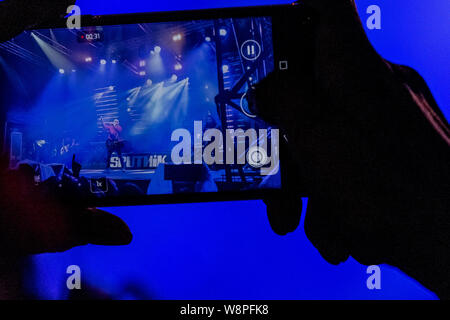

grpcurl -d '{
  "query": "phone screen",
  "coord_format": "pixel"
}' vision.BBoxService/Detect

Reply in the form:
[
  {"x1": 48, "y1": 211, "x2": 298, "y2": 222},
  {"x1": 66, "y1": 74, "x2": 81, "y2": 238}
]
[{"x1": 1, "y1": 15, "x2": 280, "y2": 199}]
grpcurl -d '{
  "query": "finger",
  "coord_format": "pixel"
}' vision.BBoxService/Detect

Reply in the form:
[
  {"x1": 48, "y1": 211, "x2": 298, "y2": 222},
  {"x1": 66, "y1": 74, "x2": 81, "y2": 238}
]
[
  {"x1": 301, "y1": 0, "x2": 357, "y2": 15},
  {"x1": 253, "y1": 71, "x2": 283, "y2": 125},
  {"x1": 24, "y1": 0, "x2": 77, "y2": 22},
  {"x1": 77, "y1": 208, "x2": 133, "y2": 246},
  {"x1": 304, "y1": 197, "x2": 350, "y2": 265},
  {"x1": 263, "y1": 136, "x2": 304, "y2": 236},
  {"x1": 0, "y1": 1, "x2": 76, "y2": 42},
  {"x1": 264, "y1": 193, "x2": 302, "y2": 236}
]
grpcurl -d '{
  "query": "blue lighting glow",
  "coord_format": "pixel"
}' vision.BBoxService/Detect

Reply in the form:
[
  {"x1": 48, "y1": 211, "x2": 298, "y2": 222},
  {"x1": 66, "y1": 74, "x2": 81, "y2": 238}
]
[
  {"x1": 219, "y1": 28, "x2": 227, "y2": 36},
  {"x1": 5, "y1": 0, "x2": 445, "y2": 300}
]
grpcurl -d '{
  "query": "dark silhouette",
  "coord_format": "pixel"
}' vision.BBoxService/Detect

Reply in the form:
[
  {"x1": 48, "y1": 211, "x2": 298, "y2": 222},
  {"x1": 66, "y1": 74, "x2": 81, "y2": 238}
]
[
  {"x1": 0, "y1": 0, "x2": 77, "y2": 42},
  {"x1": 0, "y1": 0, "x2": 448, "y2": 299},
  {"x1": 258, "y1": 0, "x2": 450, "y2": 299},
  {"x1": 0, "y1": 1, "x2": 133, "y2": 296}
]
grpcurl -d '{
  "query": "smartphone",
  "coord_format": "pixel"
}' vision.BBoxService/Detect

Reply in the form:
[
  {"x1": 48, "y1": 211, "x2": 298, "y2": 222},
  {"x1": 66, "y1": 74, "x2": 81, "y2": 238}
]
[{"x1": 0, "y1": 3, "x2": 315, "y2": 206}]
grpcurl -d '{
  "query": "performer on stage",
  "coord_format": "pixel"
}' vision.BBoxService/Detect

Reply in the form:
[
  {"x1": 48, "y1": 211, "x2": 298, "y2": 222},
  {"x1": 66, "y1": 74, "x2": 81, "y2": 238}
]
[{"x1": 101, "y1": 117, "x2": 126, "y2": 171}]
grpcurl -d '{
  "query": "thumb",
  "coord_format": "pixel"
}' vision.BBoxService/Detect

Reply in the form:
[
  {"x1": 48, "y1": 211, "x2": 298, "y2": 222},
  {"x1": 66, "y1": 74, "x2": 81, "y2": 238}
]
[
  {"x1": 304, "y1": 197, "x2": 350, "y2": 265},
  {"x1": 264, "y1": 193, "x2": 302, "y2": 236},
  {"x1": 301, "y1": 0, "x2": 357, "y2": 16},
  {"x1": 76, "y1": 208, "x2": 133, "y2": 247}
]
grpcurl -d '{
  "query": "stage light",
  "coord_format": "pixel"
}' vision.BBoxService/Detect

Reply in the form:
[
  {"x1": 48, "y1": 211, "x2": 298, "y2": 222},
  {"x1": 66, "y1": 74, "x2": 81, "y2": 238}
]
[
  {"x1": 112, "y1": 59, "x2": 117, "y2": 64},
  {"x1": 59, "y1": 69, "x2": 65, "y2": 74},
  {"x1": 170, "y1": 74, "x2": 178, "y2": 82},
  {"x1": 222, "y1": 65, "x2": 229, "y2": 73},
  {"x1": 127, "y1": 107, "x2": 132, "y2": 112},
  {"x1": 72, "y1": 69, "x2": 76, "y2": 73},
  {"x1": 172, "y1": 34, "x2": 182, "y2": 41},
  {"x1": 85, "y1": 57, "x2": 92, "y2": 62},
  {"x1": 139, "y1": 60, "x2": 146, "y2": 67},
  {"x1": 139, "y1": 71, "x2": 146, "y2": 76},
  {"x1": 146, "y1": 79, "x2": 153, "y2": 86},
  {"x1": 174, "y1": 63, "x2": 183, "y2": 71},
  {"x1": 109, "y1": 86, "x2": 114, "y2": 91},
  {"x1": 205, "y1": 36, "x2": 211, "y2": 42},
  {"x1": 249, "y1": 77, "x2": 253, "y2": 82},
  {"x1": 219, "y1": 28, "x2": 227, "y2": 36},
  {"x1": 100, "y1": 59, "x2": 107, "y2": 65},
  {"x1": 149, "y1": 49, "x2": 164, "y2": 75},
  {"x1": 32, "y1": 32, "x2": 73, "y2": 71}
]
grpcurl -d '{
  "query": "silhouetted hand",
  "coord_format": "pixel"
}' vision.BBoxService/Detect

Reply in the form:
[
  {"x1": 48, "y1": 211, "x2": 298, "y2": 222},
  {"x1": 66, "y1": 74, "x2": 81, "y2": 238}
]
[
  {"x1": 258, "y1": 0, "x2": 450, "y2": 298},
  {"x1": 72, "y1": 155, "x2": 82, "y2": 178},
  {"x1": 0, "y1": 0, "x2": 131, "y2": 256},
  {"x1": 0, "y1": 0, "x2": 76, "y2": 43},
  {"x1": 0, "y1": 161, "x2": 132, "y2": 255}
]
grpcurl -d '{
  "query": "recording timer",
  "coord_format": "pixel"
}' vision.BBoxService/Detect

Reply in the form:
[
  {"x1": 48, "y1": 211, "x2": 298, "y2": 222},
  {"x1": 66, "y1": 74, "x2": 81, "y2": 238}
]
[{"x1": 77, "y1": 31, "x2": 104, "y2": 43}]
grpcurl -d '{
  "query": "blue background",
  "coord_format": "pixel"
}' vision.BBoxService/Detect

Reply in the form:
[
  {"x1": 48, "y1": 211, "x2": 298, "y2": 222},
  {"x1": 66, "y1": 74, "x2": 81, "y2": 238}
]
[{"x1": 30, "y1": 0, "x2": 449, "y2": 299}]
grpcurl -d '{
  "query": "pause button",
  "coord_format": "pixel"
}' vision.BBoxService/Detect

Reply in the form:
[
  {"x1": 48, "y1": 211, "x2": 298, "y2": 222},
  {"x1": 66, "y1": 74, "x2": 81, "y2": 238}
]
[{"x1": 240, "y1": 40, "x2": 261, "y2": 61}]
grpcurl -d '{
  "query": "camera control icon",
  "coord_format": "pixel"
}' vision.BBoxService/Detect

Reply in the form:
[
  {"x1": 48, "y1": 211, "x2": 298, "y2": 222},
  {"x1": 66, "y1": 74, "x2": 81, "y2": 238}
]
[
  {"x1": 279, "y1": 61, "x2": 288, "y2": 71},
  {"x1": 90, "y1": 177, "x2": 108, "y2": 194},
  {"x1": 247, "y1": 146, "x2": 269, "y2": 169},
  {"x1": 240, "y1": 40, "x2": 261, "y2": 61}
]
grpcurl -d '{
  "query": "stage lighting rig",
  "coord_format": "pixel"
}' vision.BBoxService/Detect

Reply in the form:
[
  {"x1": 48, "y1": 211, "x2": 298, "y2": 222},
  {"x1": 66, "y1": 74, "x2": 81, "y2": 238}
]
[{"x1": 172, "y1": 34, "x2": 182, "y2": 41}]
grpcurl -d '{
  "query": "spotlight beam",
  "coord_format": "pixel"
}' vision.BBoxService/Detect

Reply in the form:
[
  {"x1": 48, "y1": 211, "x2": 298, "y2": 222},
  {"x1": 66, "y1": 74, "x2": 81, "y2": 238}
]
[
  {"x1": 0, "y1": 42, "x2": 43, "y2": 67},
  {"x1": 31, "y1": 33, "x2": 74, "y2": 71},
  {"x1": 32, "y1": 31, "x2": 72, "y2": 56}
]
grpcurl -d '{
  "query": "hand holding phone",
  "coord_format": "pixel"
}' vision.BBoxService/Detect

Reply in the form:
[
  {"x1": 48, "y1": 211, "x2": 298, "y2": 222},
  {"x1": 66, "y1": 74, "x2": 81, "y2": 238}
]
[
  {"x1": 0, "y1": 159, "x2": 132, "y2": 255},
  {"x1": 256, "y1": 0, "x2": 450, "y2": 299}
]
